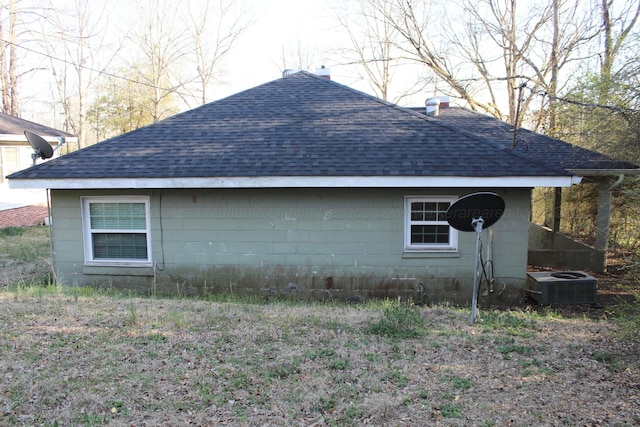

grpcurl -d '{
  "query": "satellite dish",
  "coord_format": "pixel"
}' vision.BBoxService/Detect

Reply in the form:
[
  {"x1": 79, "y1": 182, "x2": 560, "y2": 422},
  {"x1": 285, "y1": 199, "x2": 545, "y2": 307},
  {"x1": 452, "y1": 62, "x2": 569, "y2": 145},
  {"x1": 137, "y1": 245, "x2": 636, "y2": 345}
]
[
  {"x1": 446, "y1": 192, "x2": 506, "y2": 324},
  {"x1": 25, "y1": 131, "x2": 54, "y2": 160},
  {"x1": 446, "y1": 192, "x2": 505, "y2": 232}
]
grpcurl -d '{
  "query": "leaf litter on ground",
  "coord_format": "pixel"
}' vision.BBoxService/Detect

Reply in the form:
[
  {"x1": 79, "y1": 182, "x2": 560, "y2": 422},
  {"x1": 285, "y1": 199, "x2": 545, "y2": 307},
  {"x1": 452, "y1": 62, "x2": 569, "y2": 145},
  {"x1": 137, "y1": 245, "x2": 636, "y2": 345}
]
[{"x1": 0, "y1": 293, "x2": 639, "y2": 426}]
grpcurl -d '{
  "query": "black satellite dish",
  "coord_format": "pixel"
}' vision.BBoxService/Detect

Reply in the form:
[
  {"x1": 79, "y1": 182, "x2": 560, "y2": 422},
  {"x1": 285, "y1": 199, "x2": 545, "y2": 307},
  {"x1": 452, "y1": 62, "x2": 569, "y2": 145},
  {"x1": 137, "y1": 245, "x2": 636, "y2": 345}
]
[
  {"x1": 25, "y1": 130, "x2": 54, "y2": 160},
  {"x1": 446, "y1": 192, "x2": 505, "y2": 232},
  {"x1": 446, "y1": 192, "x2": 505, "y2": 324}
]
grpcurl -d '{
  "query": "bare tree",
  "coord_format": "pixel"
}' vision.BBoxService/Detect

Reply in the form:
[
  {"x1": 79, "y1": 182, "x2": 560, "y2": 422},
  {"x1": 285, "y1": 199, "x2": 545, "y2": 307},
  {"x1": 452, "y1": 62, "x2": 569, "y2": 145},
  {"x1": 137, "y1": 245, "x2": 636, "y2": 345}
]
[
  {"x1": 458, "y1": 0, "x2": 599, "y2": 127},
  {"x1": 0, "y1": 0, "x2": 64, "y2": 119},
  {"x1": 334, "y1": 0, "x2": 426, "y2": 103},
  {"x1": 126, "y1": 0, "x2": 190, "y2": 122},
  {"x1": 85, "y1": 0, "x2": 251, "y2": 137},
  {"x1": 276, "y1": 36, "x2": 319, "y2": 75},
  {"x1": 600, "y1": 0, "x2": 640, "y2": 85},
  {"x1": 541, "y1": 0, "x2": 639, "y2": 133},
  {"x1": 183, "y1": 0, "x2": 251, "y2": 106},
  {"x1": 33, "y1": 0, "x2": 124, "y2": 147},
  {"x1": 455, "y1": 1, "x2": 563, "y2": 125},
  {"x1": 0, "y1": 0, "x2": 21, "y2": 116},
  {"x1": 362, "y1": 0, "x2": 599, "y2": 126},
  {"x1": 381, "y1": 1, "x2": 489, "y2": 110}
]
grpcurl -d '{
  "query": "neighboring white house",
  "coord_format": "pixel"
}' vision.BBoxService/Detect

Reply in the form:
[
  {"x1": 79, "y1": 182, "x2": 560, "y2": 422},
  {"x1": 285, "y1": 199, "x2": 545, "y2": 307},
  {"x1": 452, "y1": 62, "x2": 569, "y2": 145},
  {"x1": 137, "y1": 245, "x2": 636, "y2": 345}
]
[{"x1": 0, "y1": 112, "x2": 77, "y2": 226}]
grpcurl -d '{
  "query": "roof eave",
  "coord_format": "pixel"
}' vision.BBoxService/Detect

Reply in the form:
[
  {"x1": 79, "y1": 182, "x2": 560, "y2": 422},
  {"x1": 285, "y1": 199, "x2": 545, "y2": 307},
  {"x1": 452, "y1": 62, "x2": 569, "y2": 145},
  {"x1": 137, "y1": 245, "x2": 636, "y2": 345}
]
[
  {"x1": 0, "y1": 134, "x2": 79, "y2": 143},
  {"x1": 8, "y1": 175, "x2": 579, "y2": 190},
  {"x1": 569, "y1": 168, "x2": 640, "y2": 176}
]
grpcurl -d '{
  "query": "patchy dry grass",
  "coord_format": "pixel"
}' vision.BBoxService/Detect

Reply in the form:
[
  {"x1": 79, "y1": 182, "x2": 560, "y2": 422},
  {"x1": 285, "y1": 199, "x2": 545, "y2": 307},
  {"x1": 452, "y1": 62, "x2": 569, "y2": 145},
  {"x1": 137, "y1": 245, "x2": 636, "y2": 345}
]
[
  {"x1": 1, "y1": 291, "x2": 638, "y2": 426},
  {"x1": 0, "y1": 226, "x2": 52, "y2": 288},
  {"x1": 2, "y1": 227, "x2": 639, "y2": 425}
]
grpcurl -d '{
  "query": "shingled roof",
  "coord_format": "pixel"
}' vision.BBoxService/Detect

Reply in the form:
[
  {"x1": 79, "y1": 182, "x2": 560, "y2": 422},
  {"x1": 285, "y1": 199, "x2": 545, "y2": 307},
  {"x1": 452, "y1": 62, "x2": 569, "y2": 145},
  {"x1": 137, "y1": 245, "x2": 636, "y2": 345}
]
[
  {"x1": 9, "y1": 72, "x2": 605, "y2": 189},
  {"x1": 0, "y1": 112, "x2": 76, "y2": 142},
  {"x1": 429, "y1": 106, "x2": 638, "y2": 175}
]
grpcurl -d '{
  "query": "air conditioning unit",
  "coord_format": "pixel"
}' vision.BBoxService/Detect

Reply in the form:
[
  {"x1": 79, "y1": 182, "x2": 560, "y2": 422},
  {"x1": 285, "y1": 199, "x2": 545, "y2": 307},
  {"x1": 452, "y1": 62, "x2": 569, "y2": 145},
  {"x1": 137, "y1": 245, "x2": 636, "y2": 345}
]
[{"x1": 526, "y1": 271, "x2": 597, "y2": 305}]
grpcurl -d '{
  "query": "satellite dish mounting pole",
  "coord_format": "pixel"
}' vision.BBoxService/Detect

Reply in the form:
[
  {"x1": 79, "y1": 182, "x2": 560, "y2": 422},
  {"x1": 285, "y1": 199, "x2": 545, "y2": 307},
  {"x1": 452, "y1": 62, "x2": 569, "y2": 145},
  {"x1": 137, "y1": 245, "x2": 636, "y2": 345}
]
[
  {"x1": 470, "y1": 217, "x2": 485, "y2": 324},
  {"x1": 446, "y1": 192, "x2": 505, "y2": 326}
]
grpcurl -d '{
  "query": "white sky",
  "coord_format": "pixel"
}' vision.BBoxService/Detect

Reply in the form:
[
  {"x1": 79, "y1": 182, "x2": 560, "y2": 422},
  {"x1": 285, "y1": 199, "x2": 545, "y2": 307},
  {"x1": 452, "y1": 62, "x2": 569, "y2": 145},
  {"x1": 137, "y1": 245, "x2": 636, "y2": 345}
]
[
  {"x1": 212, "y1": 0, "x2": 434, "y2": 109},
  {"x1": 20, "y1": 0, "x2": 389, "y2": 125},
  {"x1": 20, "y1": 0, "x2": 612, "y2": 126},
  {"x1": 214, "y1": 0, "x2": 363, "y2": 100}
]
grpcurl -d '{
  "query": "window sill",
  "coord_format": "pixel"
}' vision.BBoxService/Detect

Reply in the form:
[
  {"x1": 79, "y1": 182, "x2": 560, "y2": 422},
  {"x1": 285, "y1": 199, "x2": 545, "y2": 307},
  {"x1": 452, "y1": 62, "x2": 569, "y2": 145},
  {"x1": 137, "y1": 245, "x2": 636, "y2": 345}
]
[
  {"x1": 402, "y1": 251, "x2": 460, "y2": 259},
  {"x1": 83, "y1": 264, "x2": 154, "y2": 276}
]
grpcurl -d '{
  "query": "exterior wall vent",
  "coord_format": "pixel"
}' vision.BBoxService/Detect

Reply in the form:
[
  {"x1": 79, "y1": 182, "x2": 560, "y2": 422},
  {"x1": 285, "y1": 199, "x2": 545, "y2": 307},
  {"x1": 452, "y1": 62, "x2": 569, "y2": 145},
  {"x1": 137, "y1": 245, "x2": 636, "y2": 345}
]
[{"x1": 526, "y1": 271, "x2": 597, "y2": 305}]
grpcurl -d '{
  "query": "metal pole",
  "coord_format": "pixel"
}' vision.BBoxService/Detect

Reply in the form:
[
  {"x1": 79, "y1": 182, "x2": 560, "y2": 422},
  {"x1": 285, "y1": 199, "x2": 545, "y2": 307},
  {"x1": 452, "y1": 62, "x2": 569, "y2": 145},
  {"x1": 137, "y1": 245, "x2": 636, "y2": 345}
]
[{"x1": 470, "y1": 217, "x2": 484, "y2": 324}]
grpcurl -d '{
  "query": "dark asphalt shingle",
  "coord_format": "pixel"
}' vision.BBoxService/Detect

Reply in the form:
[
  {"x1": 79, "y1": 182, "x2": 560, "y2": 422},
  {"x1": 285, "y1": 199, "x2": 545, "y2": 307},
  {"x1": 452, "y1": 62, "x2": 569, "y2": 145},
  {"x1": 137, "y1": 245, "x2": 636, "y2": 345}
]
[
  {"x1": 0, "y1": 112, "x2": 75, "y2": 138},
  {"x1": 12, "y1": 72, "x2": 624, "y2": 182},
  {"x1": 430, "y1": 106, "x2": 637, "y2": 172}
]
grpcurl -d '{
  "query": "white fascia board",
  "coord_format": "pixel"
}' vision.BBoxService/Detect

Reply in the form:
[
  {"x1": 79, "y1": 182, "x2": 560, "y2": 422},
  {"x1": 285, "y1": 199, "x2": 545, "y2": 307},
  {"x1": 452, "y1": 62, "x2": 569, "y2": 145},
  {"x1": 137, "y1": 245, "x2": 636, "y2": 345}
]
[
  {"x1": 9, "y1": 175, "x2": 580, "y2": 189},
  {"x1": 0, "y1": 134, "x2": 79, "y2": 144}
]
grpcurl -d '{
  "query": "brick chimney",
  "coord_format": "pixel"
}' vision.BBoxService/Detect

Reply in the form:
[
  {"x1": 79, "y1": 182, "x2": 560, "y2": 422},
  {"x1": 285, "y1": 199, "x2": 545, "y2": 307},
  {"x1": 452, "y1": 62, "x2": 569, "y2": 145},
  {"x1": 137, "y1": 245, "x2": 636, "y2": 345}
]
[{"x1": 316, "y1": 65, "x2": 331, "y2": 80}]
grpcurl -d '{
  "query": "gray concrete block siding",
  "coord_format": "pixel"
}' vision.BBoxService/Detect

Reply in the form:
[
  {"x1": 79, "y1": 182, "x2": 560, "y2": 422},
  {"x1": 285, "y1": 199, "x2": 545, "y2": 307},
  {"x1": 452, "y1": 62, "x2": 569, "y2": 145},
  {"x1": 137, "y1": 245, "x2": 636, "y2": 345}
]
[
  {"x1": 50, "y1": 187, "x2": 530, "y2": 305},
  {"x1": 10, "y1": 72, "x2": 637, "y2": 305}
]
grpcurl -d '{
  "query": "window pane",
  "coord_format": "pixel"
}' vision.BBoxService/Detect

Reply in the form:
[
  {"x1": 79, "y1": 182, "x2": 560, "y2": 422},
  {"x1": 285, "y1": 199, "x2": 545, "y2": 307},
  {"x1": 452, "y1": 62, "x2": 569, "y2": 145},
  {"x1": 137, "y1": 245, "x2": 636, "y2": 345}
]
[
  {"x1": 117, "y1": 203, "x2": 146, "y2": 229},
  {"x1": 435, "y1": 202, "x2": 451, "y2": 221},
  {"x1": 434, "y1": 225, "x2": 450, "y2": 243},
  {"x1": 90, "y1": 202, "x2": 146, "y2": 230},
  {"x1": 411, "y1": 225, "x2": 450, "y2": 245},
  {"x1": 424, "y1": 203, "x2": 437, "y2": 221},
  {"x1": 410, "y1": 202, "x2": 424, "y2": 221},
  {"x1": 411, "y1": 201, "x2": 451, "y2": 222},
  {"x1": 92, "y1": 233, "x2": 148, "y2": 259}
]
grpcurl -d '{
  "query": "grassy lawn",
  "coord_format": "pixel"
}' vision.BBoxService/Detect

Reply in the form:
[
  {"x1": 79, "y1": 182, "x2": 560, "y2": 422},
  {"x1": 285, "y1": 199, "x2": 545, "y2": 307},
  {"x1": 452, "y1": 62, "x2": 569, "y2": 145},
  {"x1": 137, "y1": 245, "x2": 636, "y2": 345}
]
[
  {"x1": 0, "y1": 226, "x2": 52, "y2": 288},
  {"x1": 1, "y1": 226, "x2": 639, "y2": 426},
  {"x1": 1, "y1": 289, "x2": 639, "y2": 426}
]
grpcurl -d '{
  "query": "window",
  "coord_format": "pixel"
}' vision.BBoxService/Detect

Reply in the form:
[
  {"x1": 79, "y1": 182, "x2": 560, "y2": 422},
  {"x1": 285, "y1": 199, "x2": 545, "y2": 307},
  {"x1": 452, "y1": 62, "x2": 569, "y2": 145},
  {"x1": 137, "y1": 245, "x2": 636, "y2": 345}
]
[
  {"x1": 0, "y1": 147, "x2": 20, "y2": 183},
  {"x1": 82, "y1": 197, "x2": 151, "y2": 265},
  {"x1": 404, "y1": 196, "x2": 457, "y2": 251}
]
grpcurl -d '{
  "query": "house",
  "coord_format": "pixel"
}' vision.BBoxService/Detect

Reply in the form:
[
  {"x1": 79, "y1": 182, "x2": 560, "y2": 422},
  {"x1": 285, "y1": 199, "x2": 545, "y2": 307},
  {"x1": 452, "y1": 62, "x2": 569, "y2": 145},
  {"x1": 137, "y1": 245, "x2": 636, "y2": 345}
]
[
  {"x1": 7, "y1": 71, "x2": 637, "y2": 304},
  {"x1": 0, "y1": 112, "x2": 77, "y2": 228}
]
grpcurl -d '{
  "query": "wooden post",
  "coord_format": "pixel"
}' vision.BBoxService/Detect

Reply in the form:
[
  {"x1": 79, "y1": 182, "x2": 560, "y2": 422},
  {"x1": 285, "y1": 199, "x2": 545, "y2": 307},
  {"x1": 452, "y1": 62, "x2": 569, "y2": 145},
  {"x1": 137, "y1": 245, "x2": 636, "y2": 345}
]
[
  {"x1": 552, "y1": 187, "x2": 562, "y2": 233},
  {"x1": 594, "y1": 178, "x2": 613, "y2": 271}
]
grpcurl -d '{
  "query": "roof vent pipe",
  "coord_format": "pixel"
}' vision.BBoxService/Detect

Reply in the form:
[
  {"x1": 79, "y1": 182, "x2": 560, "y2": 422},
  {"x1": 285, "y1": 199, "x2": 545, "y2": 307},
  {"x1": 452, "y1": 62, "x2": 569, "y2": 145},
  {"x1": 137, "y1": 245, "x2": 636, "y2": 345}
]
[
  {"x1": 282, "y1": 69, "x2": 298, "y2": 77},
  {"x1": 425, "y1": 97, "x2": 441, "y2": 117}
]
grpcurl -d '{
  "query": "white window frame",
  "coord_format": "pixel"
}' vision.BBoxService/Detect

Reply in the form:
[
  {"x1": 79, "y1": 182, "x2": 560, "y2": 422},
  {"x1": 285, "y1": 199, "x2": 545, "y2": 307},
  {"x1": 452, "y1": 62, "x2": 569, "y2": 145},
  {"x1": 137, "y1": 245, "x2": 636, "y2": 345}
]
[
  {"x1": 404, "y1": 196, "x2": 458, "y2": 252},
  {"x1": 81, "y1": 196, "x2": 152, "y2": 266}
]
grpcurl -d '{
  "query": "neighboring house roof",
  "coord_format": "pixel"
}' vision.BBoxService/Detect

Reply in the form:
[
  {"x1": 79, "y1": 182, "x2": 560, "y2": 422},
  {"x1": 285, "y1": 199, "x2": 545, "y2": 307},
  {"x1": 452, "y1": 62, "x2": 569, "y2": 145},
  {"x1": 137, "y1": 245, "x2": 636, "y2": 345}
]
[
  {"x1": 0, "y1": 112, "x2": 77, "y2": 144},
  {"x1": 1, "y1": 113, "x2": 78, "y2": 212},
  {"x1": 427, "y1": 106, "x2": 638, "y2": 176},
  {"x1": 11, "y1": 71, "x2": 627, "y2": 190}
]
